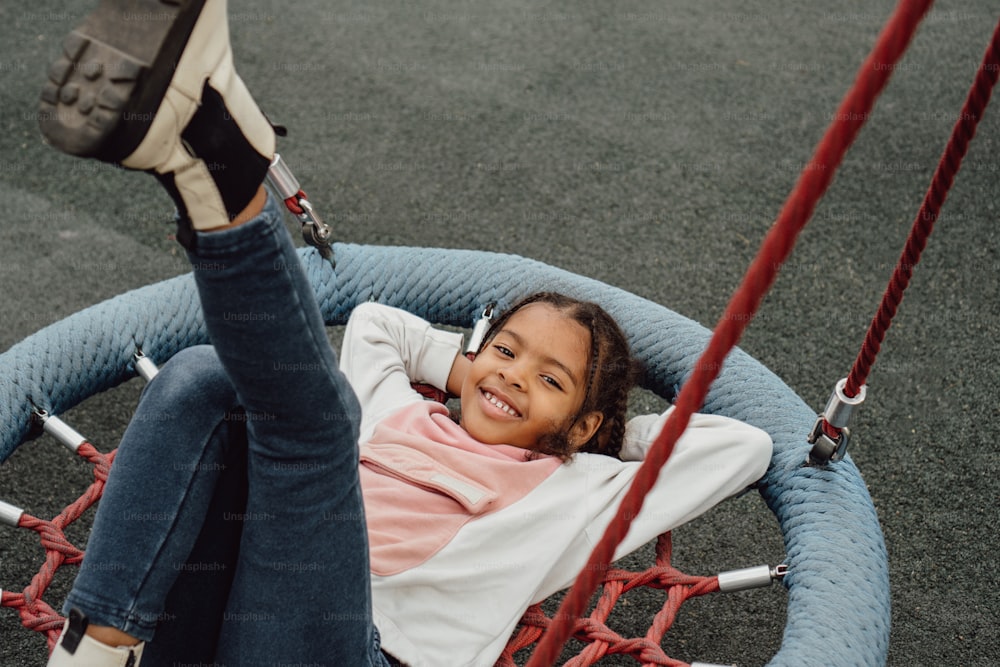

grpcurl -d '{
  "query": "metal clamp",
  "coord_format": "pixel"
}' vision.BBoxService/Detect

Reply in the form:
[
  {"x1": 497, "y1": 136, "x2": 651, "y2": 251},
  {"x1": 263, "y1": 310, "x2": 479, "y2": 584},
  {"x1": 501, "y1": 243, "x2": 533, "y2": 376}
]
[
  {"x1": 266, "y1": 153, "x2": 334, "y2": 259},
  {"x1": 807, "y1": 378, "x2": 866, "y2": 465},
  {"x1": 31, "y1": 409, "x2": 86, "y2": 452},
  {"x1": 717, "y1": 563, "x2": 788, "y2": 593},
  {"x1": 807, "y1": 419, "x2": 850, "y2": 465},
  {"x1": 464, "y1": 304, "x2": 495, "y2": 358}
]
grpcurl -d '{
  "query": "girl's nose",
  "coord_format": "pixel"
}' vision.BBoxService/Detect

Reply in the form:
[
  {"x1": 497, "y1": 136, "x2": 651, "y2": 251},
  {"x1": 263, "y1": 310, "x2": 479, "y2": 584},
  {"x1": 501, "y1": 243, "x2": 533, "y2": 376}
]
[{"x1": 498, "y1": 366, "x2": 524, "y2": 389}]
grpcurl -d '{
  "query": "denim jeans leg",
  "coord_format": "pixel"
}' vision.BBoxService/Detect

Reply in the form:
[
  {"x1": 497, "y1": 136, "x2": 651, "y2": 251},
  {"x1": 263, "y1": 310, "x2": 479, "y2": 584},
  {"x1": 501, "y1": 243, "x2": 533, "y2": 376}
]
[
  {"x1": 64, "y1": 345, "x2": 247, "y2": 645},
  {"x1": 141, "y1": 372, "x2": 249, "y2": 667},
  {"x1": 188, "y1": 194, "x2": 378, "y2": 666}
]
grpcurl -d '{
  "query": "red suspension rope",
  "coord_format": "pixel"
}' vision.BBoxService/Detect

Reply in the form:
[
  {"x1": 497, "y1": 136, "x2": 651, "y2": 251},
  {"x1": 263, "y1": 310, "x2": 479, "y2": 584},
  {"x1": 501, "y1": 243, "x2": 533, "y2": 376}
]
[
  {"x1": 525, "y1": 1, "x2": 935, "y2": 664},
  {"x1": 843, "y1": 16, "x2": 1000, "y2": 398}
]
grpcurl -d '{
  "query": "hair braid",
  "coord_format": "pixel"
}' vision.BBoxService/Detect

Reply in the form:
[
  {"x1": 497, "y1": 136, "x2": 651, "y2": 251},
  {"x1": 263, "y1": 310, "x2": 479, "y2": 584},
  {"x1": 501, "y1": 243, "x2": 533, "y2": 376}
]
[{"x1": 590, "y1": 377, "x2": 631, "y2": 460}]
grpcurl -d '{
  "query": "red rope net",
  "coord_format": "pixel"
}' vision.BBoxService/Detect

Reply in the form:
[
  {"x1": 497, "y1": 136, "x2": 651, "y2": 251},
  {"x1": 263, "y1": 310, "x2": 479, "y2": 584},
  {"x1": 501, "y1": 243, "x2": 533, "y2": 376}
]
[
  {"x1": 1, "y1": 442, "x2": 116, "y2": 652},
  {"x1": 498, "y1": 533, "x2": 721, "y2": 667},
  {"x1": 4, "y1": 454, "x2": 721, "y2": 666}
]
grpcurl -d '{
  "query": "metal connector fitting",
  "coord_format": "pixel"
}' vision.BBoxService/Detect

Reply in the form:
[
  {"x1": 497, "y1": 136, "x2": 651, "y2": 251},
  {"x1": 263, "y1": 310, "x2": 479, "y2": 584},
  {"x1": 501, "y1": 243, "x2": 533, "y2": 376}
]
[
  {"x1": 32, "y1": 409, "x2": 86, "y2": 452},
  {"x1": 717, "y1": 563, "x2": 788, "y2": 593},
  {"x1": 807, "y1": 378, "x2": 866, "y2": 465},
  {"x1": 267, "y1": 154, "x2": 334, "y2": 259},
  {"x1": 822, "y1": 378, "x2": 866, "y2": 429},
  {"x1": 297, "y1": 197, "x2": 333, "y2": 252},
  {"x1": 465, "y1": 305, "x2": 495, "y2": 357},
  {"x1": 266, "y1": 153, "x2": 301, "y2": 200},
  {"x1": 807, "y1": 418, "x2": 850, "y2": 465},
  {"x1": 133, "y1": 350, "x2": 159, "y2": 382},
  {"x1": 0, "y1": 499, "x2": 25, "y2": 528}
]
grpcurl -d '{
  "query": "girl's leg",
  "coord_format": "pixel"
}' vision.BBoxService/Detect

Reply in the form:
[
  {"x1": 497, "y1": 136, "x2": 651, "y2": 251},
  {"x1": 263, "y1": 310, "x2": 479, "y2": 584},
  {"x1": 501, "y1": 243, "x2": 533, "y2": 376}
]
[
  {"x1": 135, "y1": 351, "x2": 250, "y2": 667},
  {"x1": 40, "y1": 1, "x2": 382, "y2": 663},
  {"x1": 142, "y1": 427, "x2": 247, "y2": 667},
  {"x1": 61, "y1": 346, "x2": 247, "y2": 664},
  {"x1": 189, "y1": 196, "x2": 377, "y2": 667}
]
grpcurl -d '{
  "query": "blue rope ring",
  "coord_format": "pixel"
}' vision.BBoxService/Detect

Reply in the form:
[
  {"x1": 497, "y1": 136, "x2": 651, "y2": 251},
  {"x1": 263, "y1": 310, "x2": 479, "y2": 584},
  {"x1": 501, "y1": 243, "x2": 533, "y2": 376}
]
[{"x1": 0, "y1": 244, "x2": 889, "y2": 667}]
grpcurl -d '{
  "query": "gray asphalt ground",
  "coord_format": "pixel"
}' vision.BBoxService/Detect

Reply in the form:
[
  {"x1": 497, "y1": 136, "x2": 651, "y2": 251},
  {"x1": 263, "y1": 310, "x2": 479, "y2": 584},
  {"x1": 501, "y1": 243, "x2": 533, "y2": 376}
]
[{"x1": 1, "y1": 1, "x2": 998, "y2": 665}]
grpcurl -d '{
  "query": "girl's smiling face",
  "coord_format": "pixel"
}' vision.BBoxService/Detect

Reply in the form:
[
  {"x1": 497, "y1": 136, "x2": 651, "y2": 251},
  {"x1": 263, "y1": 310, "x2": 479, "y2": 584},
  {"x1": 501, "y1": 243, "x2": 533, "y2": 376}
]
[{"x1": 459, "y1": 303, "x2": 603, "y2": 451}]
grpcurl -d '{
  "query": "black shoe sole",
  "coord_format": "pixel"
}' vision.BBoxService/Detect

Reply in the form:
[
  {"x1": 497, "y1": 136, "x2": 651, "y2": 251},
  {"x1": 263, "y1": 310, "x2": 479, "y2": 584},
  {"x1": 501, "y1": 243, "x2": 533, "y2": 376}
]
[{"x1": 38, "y1": 0, "x2": 208, "y2": 162}]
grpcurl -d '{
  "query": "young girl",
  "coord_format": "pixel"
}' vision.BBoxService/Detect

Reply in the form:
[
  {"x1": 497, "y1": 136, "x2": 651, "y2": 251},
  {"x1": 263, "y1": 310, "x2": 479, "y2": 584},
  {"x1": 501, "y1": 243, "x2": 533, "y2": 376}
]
[{"x1": 40, "y1": 3, "x2": 772, "y2": 666}]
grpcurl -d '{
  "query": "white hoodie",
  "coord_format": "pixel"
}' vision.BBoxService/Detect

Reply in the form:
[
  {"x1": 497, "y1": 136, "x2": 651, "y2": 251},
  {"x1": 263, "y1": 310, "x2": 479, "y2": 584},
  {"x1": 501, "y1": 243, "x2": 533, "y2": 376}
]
[{"x1": 340, "y1": 303, "x2": 772, "y2": 667}]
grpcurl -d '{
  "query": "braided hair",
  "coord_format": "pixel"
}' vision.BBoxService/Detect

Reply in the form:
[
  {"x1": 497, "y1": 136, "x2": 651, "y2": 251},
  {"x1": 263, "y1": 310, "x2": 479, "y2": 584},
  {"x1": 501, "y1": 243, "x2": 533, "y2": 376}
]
[{"x1": 477, "y1": 292, "x2": 637, "y2": 460}]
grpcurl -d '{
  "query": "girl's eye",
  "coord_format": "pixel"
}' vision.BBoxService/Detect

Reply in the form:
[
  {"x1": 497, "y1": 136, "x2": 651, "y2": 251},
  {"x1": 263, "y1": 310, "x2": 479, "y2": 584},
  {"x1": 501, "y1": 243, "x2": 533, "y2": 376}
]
[
  {"x1": 493, "y1": 344, "x2": 514, "y2": 357},
  {"x1": 542, "y1": 375, "x2": 563, "y2": 390}
]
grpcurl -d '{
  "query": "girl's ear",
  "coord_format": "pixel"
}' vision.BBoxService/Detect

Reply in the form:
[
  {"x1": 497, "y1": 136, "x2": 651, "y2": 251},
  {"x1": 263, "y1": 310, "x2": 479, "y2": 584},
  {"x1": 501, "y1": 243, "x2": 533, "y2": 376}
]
[{"x1": 568, "y1": 411, "x2": 604, "y2": 451}]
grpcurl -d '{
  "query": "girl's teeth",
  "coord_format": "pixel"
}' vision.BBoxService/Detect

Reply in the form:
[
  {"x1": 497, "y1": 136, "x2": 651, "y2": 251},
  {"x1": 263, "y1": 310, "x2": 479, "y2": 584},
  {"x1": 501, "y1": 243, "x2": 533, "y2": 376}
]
[{"x1": 485, "y1": 391, "x2": 518, "y2": 417}]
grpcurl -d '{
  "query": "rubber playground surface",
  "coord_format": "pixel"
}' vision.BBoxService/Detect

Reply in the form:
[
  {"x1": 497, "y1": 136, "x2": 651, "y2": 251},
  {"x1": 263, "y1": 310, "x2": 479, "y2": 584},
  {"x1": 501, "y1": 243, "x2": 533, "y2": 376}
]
[{"x1": 1, "y1": 1, "x2": 998, "y2": 665}]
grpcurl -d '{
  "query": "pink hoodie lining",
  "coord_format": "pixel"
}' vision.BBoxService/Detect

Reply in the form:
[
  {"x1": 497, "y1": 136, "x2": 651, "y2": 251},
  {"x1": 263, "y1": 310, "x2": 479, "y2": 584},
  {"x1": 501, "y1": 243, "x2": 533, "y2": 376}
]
[{"x1": 360, "y1": 402, "x2": 561, "y2": 576}]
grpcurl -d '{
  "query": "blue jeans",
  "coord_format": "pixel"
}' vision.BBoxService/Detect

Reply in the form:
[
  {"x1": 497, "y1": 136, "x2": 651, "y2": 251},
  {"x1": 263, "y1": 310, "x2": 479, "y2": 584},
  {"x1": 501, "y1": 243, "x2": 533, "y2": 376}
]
[{"x1": 66, "y1": 195, "x2": 391, "y2": 667}]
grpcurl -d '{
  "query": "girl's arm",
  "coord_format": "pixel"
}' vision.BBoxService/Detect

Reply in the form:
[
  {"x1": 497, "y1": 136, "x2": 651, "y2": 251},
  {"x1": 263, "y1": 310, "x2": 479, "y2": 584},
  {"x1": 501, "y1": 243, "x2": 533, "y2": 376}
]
[
  {"x1": 340, "y1": 302, "x2": 465, "y2": 439},
  {"x1": 620, "y1": 409, "x2": 771, "y2": 464},
  {"x1": 533, "y1": 409, "x2": 773, "y2": 597},
  {"x1": 610, "y1": 409, "x2": 772, "y2": 554},
  {"x1": 446, "y1": 353, "x2": 472, "y2": 396}
]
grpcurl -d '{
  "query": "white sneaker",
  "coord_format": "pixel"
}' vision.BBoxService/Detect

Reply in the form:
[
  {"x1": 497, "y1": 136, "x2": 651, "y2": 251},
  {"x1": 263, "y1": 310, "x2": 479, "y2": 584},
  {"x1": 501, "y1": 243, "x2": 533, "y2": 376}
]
[
  {"x1": 39, "y1": 0, "x2": 277, "y2": 237},
  {"x1": 47, "y1": 609, "x2": 144, "y2": 667}
]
